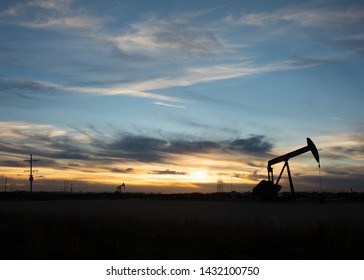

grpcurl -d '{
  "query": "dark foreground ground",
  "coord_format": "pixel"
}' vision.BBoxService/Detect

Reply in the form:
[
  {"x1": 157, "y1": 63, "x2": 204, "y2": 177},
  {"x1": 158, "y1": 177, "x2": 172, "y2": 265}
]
[{"x1": 1, "y1": 192, "x2": 364, "y2": 259}]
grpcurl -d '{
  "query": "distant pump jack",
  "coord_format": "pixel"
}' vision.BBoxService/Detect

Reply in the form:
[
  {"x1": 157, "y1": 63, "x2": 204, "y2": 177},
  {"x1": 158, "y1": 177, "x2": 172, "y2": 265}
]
[
  {"x1": 116, "y1": 182, "x2": 126, "y2": 193},
  {"x1": 253, "y1": 138, "x2": 320, "y2": 197}
]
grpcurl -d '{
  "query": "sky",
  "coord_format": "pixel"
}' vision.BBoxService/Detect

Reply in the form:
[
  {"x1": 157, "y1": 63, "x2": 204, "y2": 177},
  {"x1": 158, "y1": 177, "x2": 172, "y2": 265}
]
[{"x1": 0, "y1": 0, "x2": 363, "y2": 193}]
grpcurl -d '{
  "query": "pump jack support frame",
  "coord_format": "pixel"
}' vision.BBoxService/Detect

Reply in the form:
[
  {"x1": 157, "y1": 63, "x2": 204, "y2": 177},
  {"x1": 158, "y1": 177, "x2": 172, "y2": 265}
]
[
  {"x1": 275, "y1": 161, "x2": 295, "y2": 194},
  {"x1": 267, "y1": 138, "x2": 320, "y2": 195}
]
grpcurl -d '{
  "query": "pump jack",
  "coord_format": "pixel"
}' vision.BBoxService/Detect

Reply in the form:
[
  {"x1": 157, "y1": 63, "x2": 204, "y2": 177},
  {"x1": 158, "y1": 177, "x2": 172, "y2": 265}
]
[
  {"x1": 115, "y1": 182, "x2": 126, "y2": 193},
  {"x1": 253, "y1": 138, "x2": 320, "y2": 197}
]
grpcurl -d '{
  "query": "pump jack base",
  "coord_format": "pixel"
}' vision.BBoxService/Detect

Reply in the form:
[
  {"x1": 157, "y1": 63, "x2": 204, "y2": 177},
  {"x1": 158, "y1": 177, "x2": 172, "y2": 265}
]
[{"x1": 253, "y1": 180, "x2": 281, "y2": 199}]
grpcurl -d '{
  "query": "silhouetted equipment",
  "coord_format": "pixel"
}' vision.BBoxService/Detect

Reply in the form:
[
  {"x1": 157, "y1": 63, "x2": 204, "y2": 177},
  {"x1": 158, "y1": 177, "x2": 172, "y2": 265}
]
[
  {"x1": 64, "y1": 180, "x2": 69, "y2": 192},
  {"x1": 3, "y1": 177, "x2": 7, "y2": 192},
  {"x1": 24, "y1": 154, "x2": 38, "y2": 192},
  {"x1": 116, "y1": 183, "x2": 126, "y2": 193},
  {"x1": 217, "y1": 179, "x2": 224, "y2": 192},
  {"x1": 253, "y1": 138, "x2": 320, "y2": 197}
]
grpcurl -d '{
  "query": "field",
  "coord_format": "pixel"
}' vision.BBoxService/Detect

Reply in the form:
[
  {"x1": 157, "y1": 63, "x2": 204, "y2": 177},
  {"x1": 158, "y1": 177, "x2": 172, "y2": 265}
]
[{"x1": 1, "y1": 192, "x2": 364, "y2": 259}]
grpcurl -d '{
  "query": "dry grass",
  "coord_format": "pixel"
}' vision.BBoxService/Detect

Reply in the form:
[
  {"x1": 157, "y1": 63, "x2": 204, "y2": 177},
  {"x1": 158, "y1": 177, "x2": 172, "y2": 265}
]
[{"x1": 1, "y1": 210, "x2": 364, "y2": 259}]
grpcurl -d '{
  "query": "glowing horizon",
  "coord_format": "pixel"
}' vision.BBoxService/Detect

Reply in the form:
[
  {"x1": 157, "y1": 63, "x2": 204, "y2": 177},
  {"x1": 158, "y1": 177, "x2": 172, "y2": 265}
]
[{"x1": 0, "y1": 122, "x2": 352, "y2": 193}]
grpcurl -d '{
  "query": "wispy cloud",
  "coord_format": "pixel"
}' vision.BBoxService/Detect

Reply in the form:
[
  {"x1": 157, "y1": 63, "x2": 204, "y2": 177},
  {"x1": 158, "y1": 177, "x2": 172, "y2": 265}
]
[
  {"x1": 0, "y1": 77, "x2": 187, "y2": 103},
  {"x1": 223, "y1": 5, "x2": 364, "y2": 55},
  {"x1": 0, "y1": 121, "x2": 66, "y2": 138},
  {"x1": 0, "y1": 0, "x2": 101, "y2": 30},
  {"x1": 0, "y1": 55, "x2": 324, "y2": 105},
  {"x1": 149, "y1": 169, "x2": 188, "y2": 175},
  {"x1": 0, "y1": 121, "x2": 274, "y2": 165},
  {"x1": 118, "y1": 58, "x2": 325, "y2": 93},
  {"x1": 0, "y1": 78, "x2": 56, "y2": 93},
  {"x1": 318, "y1": 132, "x2": 364, "y2": 162},
  {"x1": 106, "y1": 16, "x2": 228, "y2": 58},
  {"x1": 153, "y1": 102, "x2": 186, "y2": 109},
  {"x1": 109, "y1": 167, "x2": 136, "y2": 174},
  {"x1": 62, "y1": 84, "x2": 187, "y2": 102},
  {"x1": 225, "y1": 6, "x2": 364, "y2": 27},
  {"x1": 23, "y1": 16, "x2": 98, "y2": 29},
  {"x1": 0, "y1": 1, "x2": 333, "y2": 108}
]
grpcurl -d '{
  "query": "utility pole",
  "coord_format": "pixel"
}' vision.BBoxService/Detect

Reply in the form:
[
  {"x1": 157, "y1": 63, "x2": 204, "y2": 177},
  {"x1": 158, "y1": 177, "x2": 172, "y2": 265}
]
[
  {"x1": 24, "y1": 154, "x2": 38, "y2": 193},
  {"x1": 230, "y1": 176, "x2": 233, "y2": 192},
  {"x1": 4, "y1": 177, "x2": 7, "y2": 192},
  {"x1": 64, "y1": 180, "x2": 69, "y2": 192},
  {"x1": 217, "y1": 179, "x2": 224, "y2": 193}
]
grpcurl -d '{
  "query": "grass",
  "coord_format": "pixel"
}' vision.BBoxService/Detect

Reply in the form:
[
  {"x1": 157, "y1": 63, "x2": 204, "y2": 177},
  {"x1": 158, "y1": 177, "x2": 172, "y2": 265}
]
[{"x1": 1, "y1": 211, "x2": 364, "y2": 259}]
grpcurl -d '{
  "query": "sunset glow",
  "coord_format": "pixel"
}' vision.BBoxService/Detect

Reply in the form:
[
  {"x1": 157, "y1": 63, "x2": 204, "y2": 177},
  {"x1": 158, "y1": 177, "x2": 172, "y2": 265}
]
[{"x1": 0, "y1": 1, "x2": 363, "y2": 193}]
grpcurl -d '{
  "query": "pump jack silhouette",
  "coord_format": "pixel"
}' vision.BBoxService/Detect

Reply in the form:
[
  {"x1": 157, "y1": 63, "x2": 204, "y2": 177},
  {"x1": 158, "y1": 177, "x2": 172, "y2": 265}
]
[
  {"x1": 253, "y1": 138, "x2": 320, "y2": 197},
  {"x1": 115, "y1": 183, "x2": 126, "y2": 193}
]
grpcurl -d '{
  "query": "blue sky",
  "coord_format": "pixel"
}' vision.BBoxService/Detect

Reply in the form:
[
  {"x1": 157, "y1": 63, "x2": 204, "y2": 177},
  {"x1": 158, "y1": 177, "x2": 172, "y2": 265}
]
[{"x1": 0, "y1": 0, "x2": 363, "y2": 193}]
